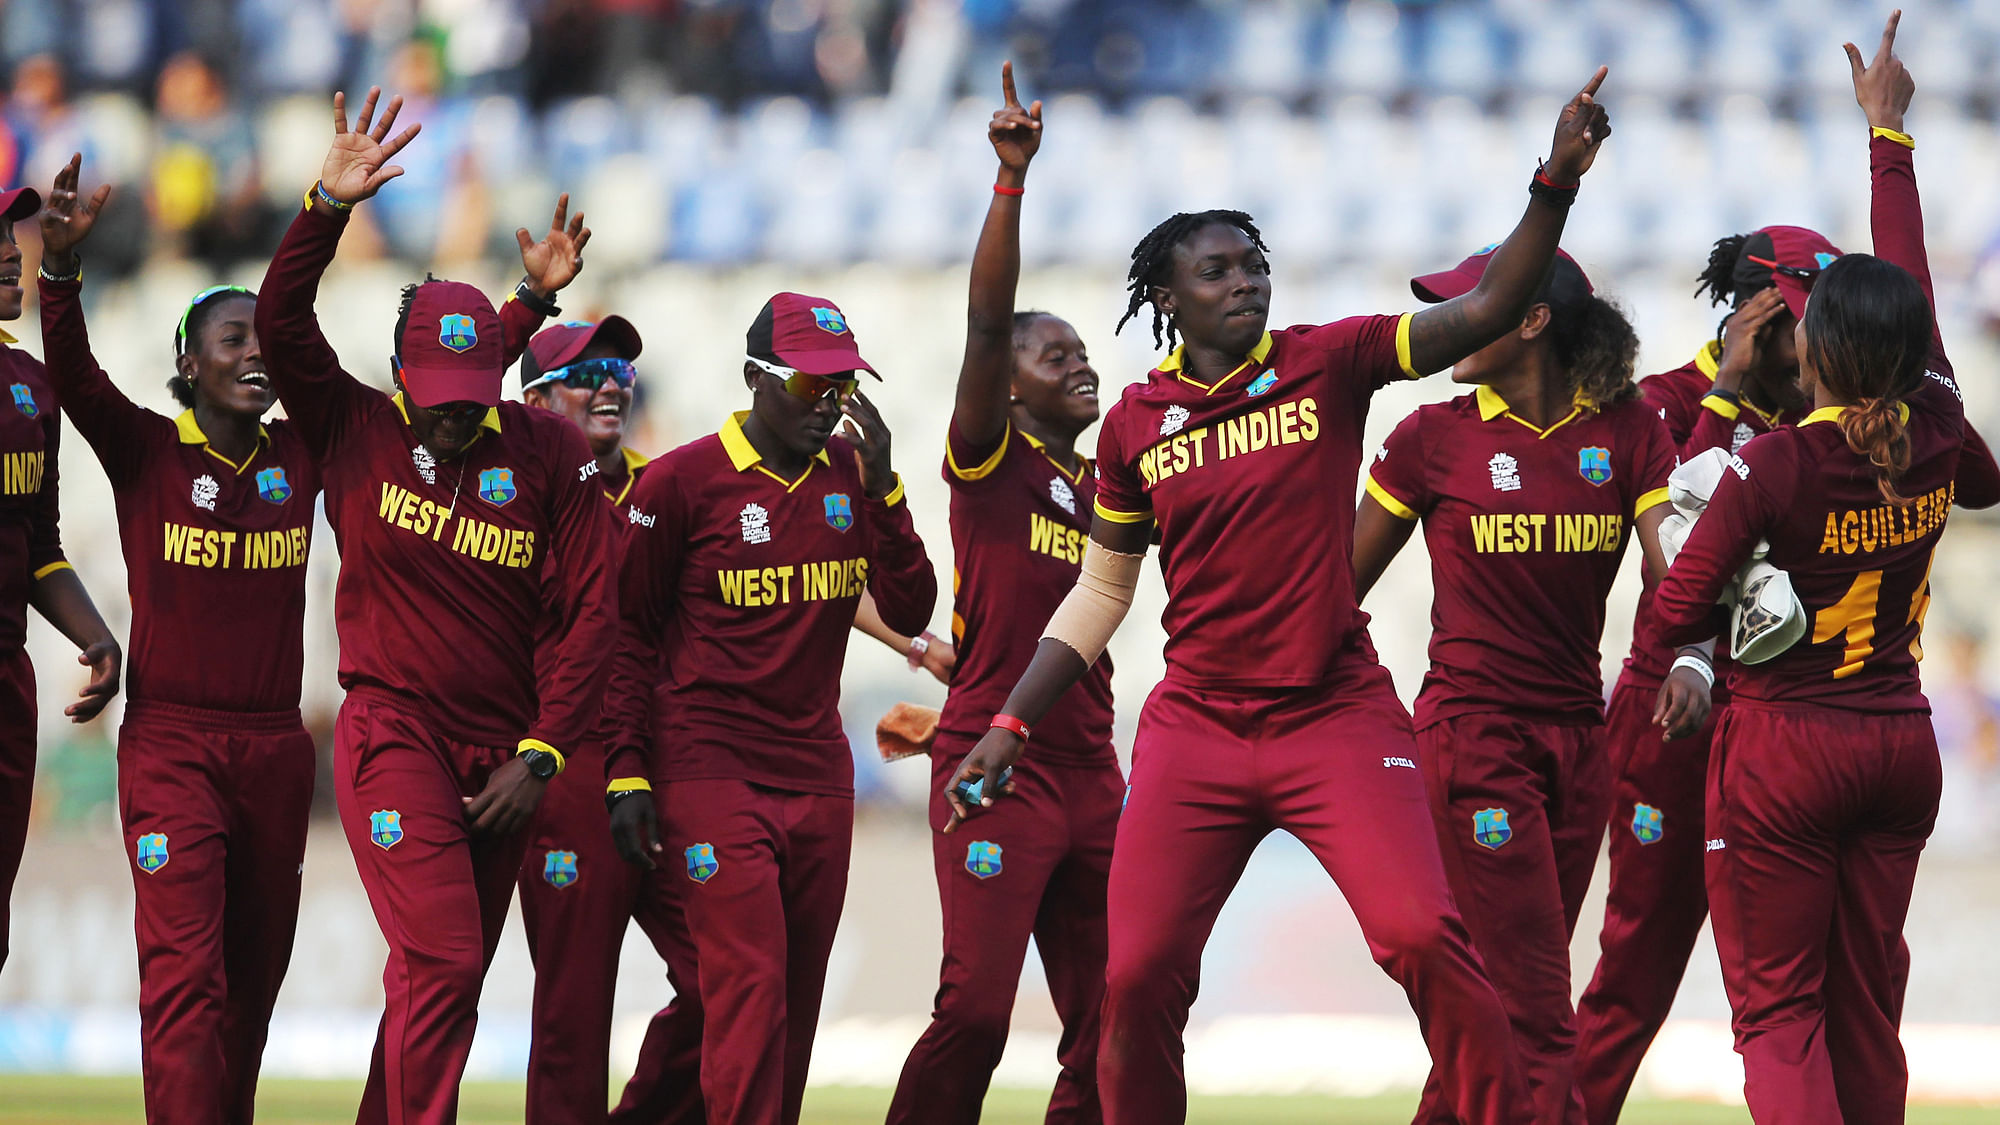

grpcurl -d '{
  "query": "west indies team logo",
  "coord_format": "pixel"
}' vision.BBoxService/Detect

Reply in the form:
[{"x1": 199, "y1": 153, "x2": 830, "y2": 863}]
[
  {"x1": 1246, "y1": 369, "x2": 1279, "y2": 397},
  {"x1": 1472, "y1": 808, "x2": 1512, "y2": 850},
  {"x1": 369, "y1": 809, "x2": 404, "y2": 850},
  {"x1": 1577, "y1": 446, "x2": 1613, "y2": 486},
  {"x1": 478, "y1": 467, "x2": 518, "y2": 506},
  {"x1": 965, "y1": 840, "x2": 1004, "y2": 879},
  {"x1": 438, "y1": 313, "x2": 478, "y2": 353},
  {"x1": 811, "y1": 306, "x2": 849, "y2": 335},
  {"x1": 685, "y1": 842, "x2": 720, "y2": 884},
  {"x1": 543, "y1": 850, "x2": 579, "y2": 889},
  {"x1": 1815, "y1": 251, "x2": 1839, "y2": 269},
  {"x1": 255, "y1": 466, "x2": 292, "y2": 504},
  {"x1": 823, "y1": 492, "x2": 854, "y2": 532},
  {"x1": 9, "y1": 383, "x2": 36, "y2": 418},
  {"x1": 134, "y1": 832, "x2": 170, "y2": 874},
  {"x1": 1632, "y1": 803, "x2": 1665, "y2": 846}
]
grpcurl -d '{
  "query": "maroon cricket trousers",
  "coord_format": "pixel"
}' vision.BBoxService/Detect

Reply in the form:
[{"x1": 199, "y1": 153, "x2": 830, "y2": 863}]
[
  {"x1": 1412, "y1": 713, "x2": 1611, "y2": 1125},
  {"x1": 884, "y1": 747, "x2": 1123, "y2": 1125},
  {"x1": 1573, "y1": 681, "x2": 1719, "y2": 1123},
  {"x1": 0, "y1": 649, "x2": 34, "y2": 975},
  {"x1": 654, "y1": 777, "x2": 850, "y2": 1125},
  {"x1": 118, "y1": 700, "x2": 315, "y2": 1125},
  {"x1": 333, "y1": 687, "x2": 532, "y2": 1125},
  {"x1": 1099, "y1": 664, "x2": 1534, "y2": 1125},
  {"x1": 1705, "y1": 705, "x2": 1939, "y2": 1125},
  {"x1": 517, "y1": 740, "x2": 704, "y2": 1125}
]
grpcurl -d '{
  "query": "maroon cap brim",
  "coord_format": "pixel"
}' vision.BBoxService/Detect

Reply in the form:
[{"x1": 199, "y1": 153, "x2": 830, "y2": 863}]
[
  {"x1": 0, "y1": 188, "x2": 42, "y2": 223},
  {"x1": 403, "y1": 365, "x2": 503, "y2": 409},
  {"x1": 1772, "y1": 273, "x2": 1811, "y2": 322},
  {"x1": 1411, "y1": 266, "x2": 1480, "y2": 303},
  {"x1": 773, "y1": 346, "x2": 881, "y2": 380}
]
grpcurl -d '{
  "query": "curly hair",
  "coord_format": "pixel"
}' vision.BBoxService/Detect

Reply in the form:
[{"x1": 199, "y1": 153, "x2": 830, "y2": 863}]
[
  {"x1": 1116, "y1": 210, "x2": 1267, "y2": 349},
  {"x1": 1547, "y1": 294, "x2": 1640, "y2": 408}
]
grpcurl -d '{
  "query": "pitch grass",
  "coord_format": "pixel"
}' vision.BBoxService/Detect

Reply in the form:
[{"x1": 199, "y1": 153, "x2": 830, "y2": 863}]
[{"x1": 2, "y1": 1076, "x2": 1998, "y2": 1123}]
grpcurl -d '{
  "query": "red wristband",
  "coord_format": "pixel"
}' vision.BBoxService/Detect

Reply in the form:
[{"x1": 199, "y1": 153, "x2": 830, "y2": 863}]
[
  {"x1": 990, "y1": 713, "x2": 1031, "y2": 741},
  {"x1": 992, "y1": 183, "x2": 1025, "y2": 196}
]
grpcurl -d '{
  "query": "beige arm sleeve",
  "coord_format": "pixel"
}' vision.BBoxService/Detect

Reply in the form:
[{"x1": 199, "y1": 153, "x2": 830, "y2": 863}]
[{"x1": 1040, "y1": 542, "x2": 1145, "y2": 666}]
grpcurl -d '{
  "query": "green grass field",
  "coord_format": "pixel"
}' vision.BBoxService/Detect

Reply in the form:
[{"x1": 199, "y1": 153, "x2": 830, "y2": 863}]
[{"x1": 1, "y1": 1078, "x2": 1997, "y2": 1124}]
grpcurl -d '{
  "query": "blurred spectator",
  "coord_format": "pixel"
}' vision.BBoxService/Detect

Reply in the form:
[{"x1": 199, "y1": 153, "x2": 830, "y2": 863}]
[
  {"x1": 148, "y1": 51, "x2": 276, "y2": 268},
  {"x1": 365, "y1": 36, "x2": 482, "y2": 261},
  {"x1": 1931, "y1": 630, "x2": 2000, "y2": 857},
  {"x1": 7, "y1": 54, "x2": 97, "y2": 191}
]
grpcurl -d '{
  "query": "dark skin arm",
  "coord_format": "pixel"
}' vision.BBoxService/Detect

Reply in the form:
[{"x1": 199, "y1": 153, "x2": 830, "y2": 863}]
[
  {"x1": 1406, "y1": 68, "x2": 1612, "y2": 376},
  {"x1": 955, "y1": 61, "x2": 1042, "y2": 449},
  {"x1": 943, "y1": 514, "x2": 1151, "y2": 831},
  {"x1": 1634, "y1": 504, "x2": 1711, "y2": 740},
  {"x1": 463, "y1": 757, "x2": 545, "y2": 836},
  {"x1": 29, "y1": 568, "x2": 120, "y2": 722},
  {"x1": 1351, "y1": 496, "x2": 1418, "y2": 605}
]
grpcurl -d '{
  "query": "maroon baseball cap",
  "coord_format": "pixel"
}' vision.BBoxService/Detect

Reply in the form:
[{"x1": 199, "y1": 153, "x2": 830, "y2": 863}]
[
  {"x1": 521, "y1": 316, "x2": 643, "y2": 389},
  {"x1": 746, "y1": 293, "x2": 879, "y2": 379},
  {"x1": 0, "y1": 187, "x2": 42, "y2": 223},
  {"x1": 1413, "y1": 246, "x2": 1594, "y2": 310},
  {"x1": 397, "y1": 279, "x2": 507, "y2": 408},
  {"x1": 1732, "y1": 226, "x2": 1843, "y2": 321}
]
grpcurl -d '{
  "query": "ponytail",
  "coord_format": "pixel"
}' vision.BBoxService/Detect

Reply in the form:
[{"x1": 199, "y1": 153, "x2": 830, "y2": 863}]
[{"x1": 1838, "y1": 397, "x2": 1912, "y2": 505}]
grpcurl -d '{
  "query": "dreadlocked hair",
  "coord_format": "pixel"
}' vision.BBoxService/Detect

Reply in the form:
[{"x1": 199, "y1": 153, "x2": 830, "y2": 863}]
[
  {"x1": 393, "y1": 273, "x2": 442, "y2": 352},
  {"x1": 1116, "y1": 210, "x2": 1267, "y2": 349},
  {"x1": 1694, "y1": 233, "x2": 1752, "y2": 307},
  {"x1": 1548, "y1": 295, "x2": 1641, "y2": 408}
]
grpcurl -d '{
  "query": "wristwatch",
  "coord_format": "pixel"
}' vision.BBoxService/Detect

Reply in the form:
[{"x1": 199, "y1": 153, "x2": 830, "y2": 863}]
[{"x1": 520, "y1": 747, "x2": 562, "y2": 780}]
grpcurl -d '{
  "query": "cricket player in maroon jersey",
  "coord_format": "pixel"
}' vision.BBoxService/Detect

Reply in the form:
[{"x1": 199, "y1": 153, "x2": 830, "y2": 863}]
[
  {"x1": 34, "y1": 153, "x2": 320, "y2": 1125},
  {"x1": 946, "y1": 69, "x2": 1617, "y2": 1125},
  {"x1": 1653, "y1": 19, "x2": 1969, "y2": 1120},
  {"x1": 0, "y1": 180, "x2": 120, "y2": 979},
  {"x1": 255, "y1": 89, "x2": 616, "y2": 1125},
  {"x1": 1351, "y1": 248, "x2": 1696, "y2": 1125},
  {"x1": 508, "y1": 316, "x2": 703, "y2": 1125},
  {"x1": 886, "y1": 64, "x2": 1120, "y2": 1125},
  {"x1": 603, "y1": 293, "x2": 937, "y2": 1125}
]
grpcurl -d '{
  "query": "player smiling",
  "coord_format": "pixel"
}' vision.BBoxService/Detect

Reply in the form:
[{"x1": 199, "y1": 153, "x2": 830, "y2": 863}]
[
  {"x1": 255, "y1": 88, "x2": 616, "y2": 1125},
  {"x1": 1353, "y1": 247, "x2": 1691, "y2": 1125},
  {"x1": 886, "y1": 64, "x2": 1122, "y2": 1125},
  {"x1": 946, "y1": 67, "x2": 1615, "y2": 1125}
]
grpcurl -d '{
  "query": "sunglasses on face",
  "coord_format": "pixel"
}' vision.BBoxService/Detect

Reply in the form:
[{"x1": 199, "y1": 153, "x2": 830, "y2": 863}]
[
  {"x1": 525, "y1": 355, "x2": 636, "y2": 393},
  {"x1": 747, "y1": 354, "x2": 859, "y2": 403}
]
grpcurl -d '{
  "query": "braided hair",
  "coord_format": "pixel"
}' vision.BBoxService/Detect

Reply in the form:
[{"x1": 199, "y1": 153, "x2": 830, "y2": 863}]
[
  {"x1": 1117, "y1": 210, "x2": 1268, "y2": 349},
  {"x1": 1694, "y1": 233, "x2": 1751, "y2": 308}
]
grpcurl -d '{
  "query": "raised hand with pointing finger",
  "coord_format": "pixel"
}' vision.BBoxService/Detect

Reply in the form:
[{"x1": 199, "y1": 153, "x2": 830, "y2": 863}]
[
  {"x1": 1847, "y1": 9, "x2": 1913, "y2": 134},
  {"x1": 991, "y1": 61, "x2": 1043, "y2": 182}
]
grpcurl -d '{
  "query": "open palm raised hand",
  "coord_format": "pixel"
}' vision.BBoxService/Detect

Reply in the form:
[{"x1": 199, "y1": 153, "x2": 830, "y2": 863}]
[
  {"x1": 39, "y1": 154, "x2": 112, "y2": 268},
  {"x1": 320, "y1": 87, "x2": 421, "y2": 205},
  {"x1": 515, "y1": 194, "x2": 592, "y2": 298}
]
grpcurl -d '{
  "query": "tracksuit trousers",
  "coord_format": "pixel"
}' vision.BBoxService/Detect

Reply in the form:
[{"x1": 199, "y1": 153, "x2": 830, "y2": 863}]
[
  {"x1": 1705, "y1": 705, "x2": 1939, "y2": 1125},
  {"x1": 1099, "y1": 668, "x2": 1533, "y2": 1125},
  {"x1": 333, "y1": 688, "x2": 530, "y2": 1125},
  {"x1": 0, "y1": 649, "x2": 33, "y2": 976},
  {"x1": 885, "y1": 747, "x2": 1123, "y2": 1125},
  {"x1": 118, "y1": 700, "x2": 315, "y2": 1125}
]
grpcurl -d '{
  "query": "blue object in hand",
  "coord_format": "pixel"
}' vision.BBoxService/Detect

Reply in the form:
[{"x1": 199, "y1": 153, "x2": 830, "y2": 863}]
[{"x1": 954, "y1": 766, "x2": 1014, "y2": 807}]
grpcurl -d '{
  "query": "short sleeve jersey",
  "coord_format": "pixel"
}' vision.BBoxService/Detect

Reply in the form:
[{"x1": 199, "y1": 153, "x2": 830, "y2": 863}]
[
  {"x1": 1093, "y1": 315, "x2": 1418, "y2": 688},
  {"x1": 1617, "y1": 344, "x2": 1792, "y2": 693},
  {"x1": 0, "y1": 340, "x2": 64, "y2": 653},
  {"x1": 1366, "y1": 386, "x2": 1677, "y2": 728},
  {"x1": 939, "y1": 421, "x2": 1115, "y2": 763}
]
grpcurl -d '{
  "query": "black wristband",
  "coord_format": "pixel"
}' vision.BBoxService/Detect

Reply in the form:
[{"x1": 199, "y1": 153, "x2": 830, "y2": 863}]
[
  {"x1": 1704, "y1": 388, "x2": 1741, "y2": 406},
  {"x1": 38, "y1": 257, "x2": 81, "y2": 283},
  {"x1": 514, "y1": 279, "x2": 560, "y2": 317},
  {"x1": 1529, "y1": 160, "x2": 1579, "y2": 208},
  {"x1": 605, "y1": 788, "x2": 649, "y2": 814}
]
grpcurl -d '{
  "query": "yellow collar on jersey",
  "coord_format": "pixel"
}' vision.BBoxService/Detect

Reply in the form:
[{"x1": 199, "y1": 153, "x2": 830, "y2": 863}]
[
  {"x1": 175, "y1": 408, "x2": 272, "y2": 475},
  {"x1": 0, "y1": 328, "x2": 15, "y2": 345},
  {"x1": 1693, "y1": 338, "x2": 1785, "y2": 427},
  {"x1": 604, "y1": 445, "x2": 650, "y2": 506},
  {"x1": 1157, "y1": 332, "x2": 1275, "y2": 394},
  {"x1": 1801, "y1": 402, "x2": 1911, "y2": 427},
  {"x1": 1474, "y1": 383, "x2": 1589, "y2": 438},
  {"x1": 721, "y1": 411, "x2": 831, "y2": 491},
  {"x1": 1020, "y1": 428, "x2": 1090, "y2": 484},
  {"x1": 391, "y1": 391, "x2": 502, "y2": 435}
]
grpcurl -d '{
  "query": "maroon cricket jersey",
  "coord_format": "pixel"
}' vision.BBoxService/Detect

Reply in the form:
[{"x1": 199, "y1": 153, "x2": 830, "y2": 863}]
[
  {"x1": 1366, "y1": 387, "x2": 1676, "y2": 728},
  {"x1": 1655, "y1": 134, "x2": 1962, "y2": 714},
  {"x1": 1092, "y1": 316, "x2": 1418, "y2": 688},
  {"x1": 938, "y1": 421, "x2": 1114, "y2": 763},
  {"x1": 0, "y1": 335, "x2": 65, "y2": 654},
  {"x1": 604, "y1": 413, "x2": 937, "y2": 796},
  {"x1": 533, "y1": 445, "x2": 650, "y2": 726},
  {"x1": 38, "y1": 277, "x2": 320, "y2": 712},
  {"x1": 256, "y1": 201, "x2": 619, "y2": 751},
  {"x1": 1613, "y1": 346, "x2": 1785, "y2": 695}
]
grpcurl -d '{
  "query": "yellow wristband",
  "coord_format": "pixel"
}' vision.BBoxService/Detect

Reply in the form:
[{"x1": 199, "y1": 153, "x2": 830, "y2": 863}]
[
  {"x1": 607, "y1": 777, "x2": 653, "y2": 795},
  {"x1": 1871, "y1": 126, "x2": 1915, "y2": 149}
]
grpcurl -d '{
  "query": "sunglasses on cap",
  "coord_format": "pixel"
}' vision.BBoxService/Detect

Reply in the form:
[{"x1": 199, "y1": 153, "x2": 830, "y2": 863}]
[
  {"x1": 524, "y1": 355, "x2": 636, "y2": 394},
  {"x1": 1744, "y1": 255, "x2": 1822, "y2": 284},
  {"x1": 746, "y1": 354, "x2": 859, "y2": 403},
  {"x1": 176, "y1": 284, "x2": 256, "y2": 355}
]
